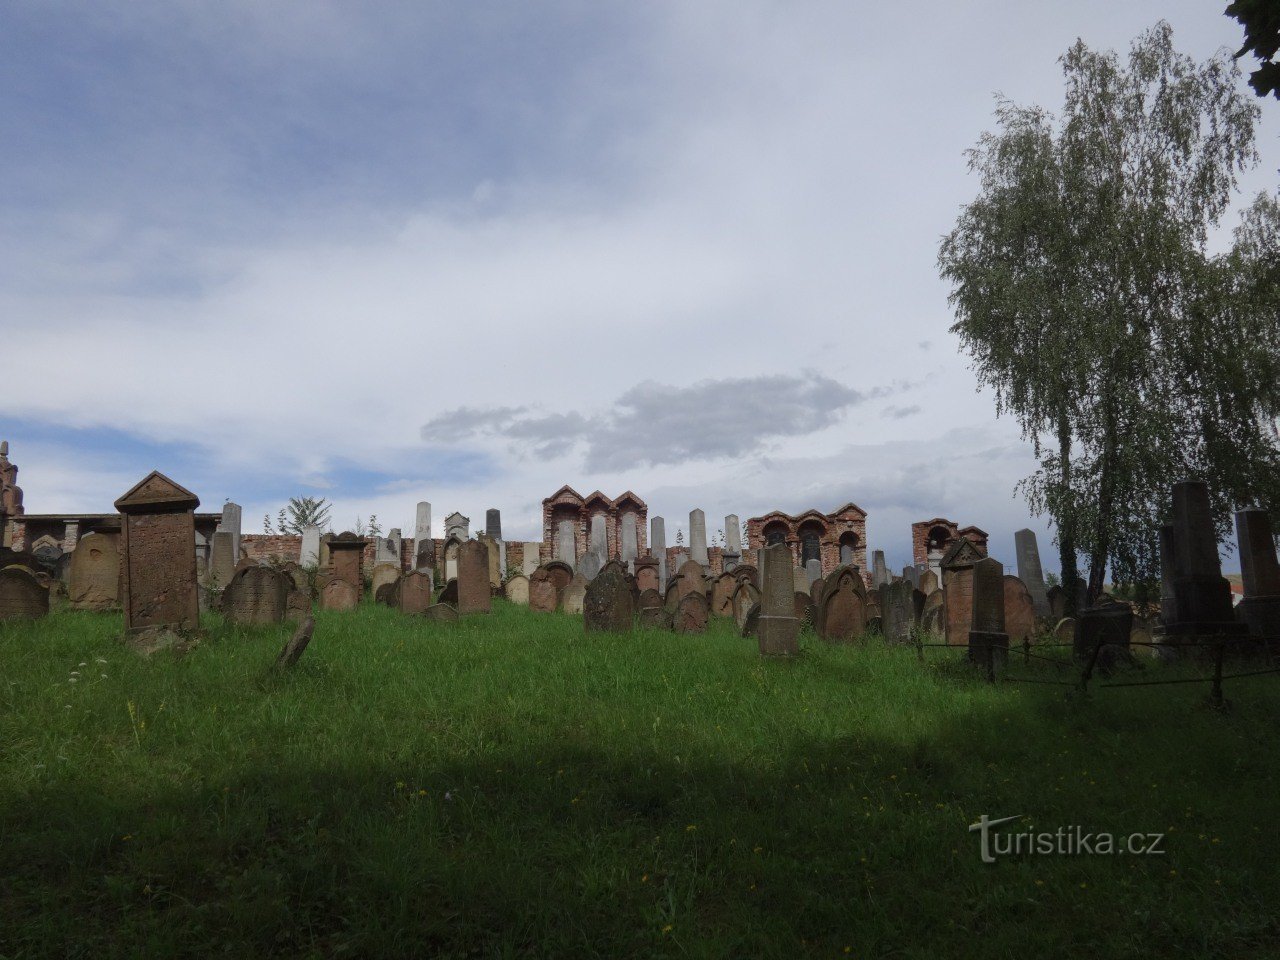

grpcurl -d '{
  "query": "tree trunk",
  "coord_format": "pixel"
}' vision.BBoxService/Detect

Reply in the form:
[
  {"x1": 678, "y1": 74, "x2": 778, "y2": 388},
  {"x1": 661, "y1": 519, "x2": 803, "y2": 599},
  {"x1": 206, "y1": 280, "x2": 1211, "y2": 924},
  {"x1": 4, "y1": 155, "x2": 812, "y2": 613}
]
[
  {"x1": 1056, "y1": 412, "x2": 1083, "y2": 617},
  {"x1": 1086, "y1": 393, "x2": 1120, "y2": 607}
]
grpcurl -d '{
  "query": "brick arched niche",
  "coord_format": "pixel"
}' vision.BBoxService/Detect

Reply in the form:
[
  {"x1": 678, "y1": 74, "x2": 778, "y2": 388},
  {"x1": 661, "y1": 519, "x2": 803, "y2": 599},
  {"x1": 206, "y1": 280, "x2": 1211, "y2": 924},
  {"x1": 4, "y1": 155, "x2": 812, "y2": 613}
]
[
  {"x1": 762, "y1": 520, "x2": 790, "y2": 548},
  {"x1": 838, "y1": 531, "x2": 861, "y2": 566},
  {"x1": 549, "y1": 502, "x2": 579, "y2": 564},
  {"x1": 797, "y1": 518, "x2": 826, "y2": 566}
]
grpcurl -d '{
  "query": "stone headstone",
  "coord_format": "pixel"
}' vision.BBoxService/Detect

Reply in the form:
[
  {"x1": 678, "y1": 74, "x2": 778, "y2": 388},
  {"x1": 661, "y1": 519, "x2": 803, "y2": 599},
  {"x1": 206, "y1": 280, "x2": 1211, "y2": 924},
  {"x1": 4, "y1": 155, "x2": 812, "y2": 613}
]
[
  {"x1": 635, "y1": 556, "x2": 660, "y2": 594},
  {"x1": 521, "y1": 543, "x2": 541, "y2": 577},
  {"x1": 919, "y1": 569, "x2": 939, "y2": 595},
  {"x1": 805, "y1": 559, "x2": 822, "y2": 584},
  {"x1": 1014, "y1": 528, "x2": 1051, "y2": 617},
  {"x1": 1235, "y1": 508, "x2": 1280, "y2": 640},
  {"x1": 209, "y1": 531, "x2": 236, "y2": 588},
  {"x1": 816, "y1": 566, "x2": 866, "y2": 643},
  {"x1": 370, "y1": 563, "x2": 402, "y2": 598},
  {"x1": 688, "y1": 509, "x2": 708, "y2": 567},
  {"x1": 732, "y1": 581, "x2": 760, "y2": 631},
  {"x1": 218, "y1": 501, "x2": 242, "y2": 563},
  {"x1": 1047, "y1": 585, "x2": 1066, "y2": 622},
  {"x1": 940, "y1": 537, "x2": 984, "y2": 645},
  {"x1": 723, "y1": 514, "x2": 742, "y2": 570},
  {"x1": 968, "y1": 556, "x2": 1008, "y2": 670},
  {"x1": 504, "y1": 574, "x2": 529, "y2": 606},
  {"x1": 619, "y1": 510, "x2": 638, "y2": 566},
  {"x1": 675, "y1": 592, "x2": 709, "y2": 634},
  {"x1": 561, "y1": 576, "x2": 587, "y2": 615},
  {"x1": 425, "y1": 603, "x2": 459, "y2": 623},
  {"x1": 68, "y1": 532, "x2": 119, "y2": 611},
  {"x1": 578, "y1": 549, "x2": 603, "y2": 581},
  {"x1": 676, "y1": 558, "x2": 705, "y2": 603},
  {"x1": 1003, "y1": 575, "x2": 1037, "y2": 645},
  {"x1": 555, "y1": 519, "x2": 576, "y2": 569},
  {"x1": 584, "y1": 565, "x2": 634, "y2": 633},
  {"x1": 478, "y1": 533, "x2": 502, "y2": 587},
  {"x1": 881, "y1": 579, "x2": 914, "y2": 644},
  {"x1": 758, "y1": 542, "x2": 799, "y2": 656},
  {"x1": 444, "y1": 512, "x2": 470, "y2": 541},
  {"x1": 0, "y1": 566, "x2": 49, "y2": 620},
  {"x1": 1074, "y1": 600, "x2": 1133, "y2": 671},
  {"x1": 485, "y1": 508, "x2": 502, "y2": 540},
  {"x1": 651, "y1": 516, "x2": 667, "y2": 585},
  {"x1": 457, "y1": 539, "x2": 491, "y2": 615},
  {"x1": 637, "y1": 588, "x2": 662, "y2": 611},
  {"x1": 222, "y1": 566, "x2": 289, "y2": 625},
  {"x1": 300, "y1": 524, "x2": 321, "y2": 568},
  {"x1": 328, "y1": 533, "x2": 368, "y2": 598},
  {"x1": 274, "y1": 617, "x2": 314, "y2": 670},
  {"x1": 285, "y1": 589, "x2": 312, "y2": 621},
  {"x1": 921, "y1": 589, "x2": 944, "y2": 635},
  {"x1": 792, "y1": 567, "x2": 809, "y2": 596},
  {"x1": 114, "y1": 471, "x2": 201, "y2": 636},
  {"x1": 321, "y1": 578, "x2": 358, "y2": 611},
  {"x1": 414, "y1": 501, "x2": 433, "y2": 570},
  {"x1": 375, "y1": 581, "x2": 399, "y2": 606},
  {"x1": 871, "y1": 550, "x2": 888, "y2": 588},
  {"x1": 741, "y1": 602, "x2": 761, "y2": 638},
  {"x1": 710, "y1": 573, "x2": 737, "y2": 617},
  {"x1": 1158, "y1": 481, "x2": 1245, "y2": 648}
]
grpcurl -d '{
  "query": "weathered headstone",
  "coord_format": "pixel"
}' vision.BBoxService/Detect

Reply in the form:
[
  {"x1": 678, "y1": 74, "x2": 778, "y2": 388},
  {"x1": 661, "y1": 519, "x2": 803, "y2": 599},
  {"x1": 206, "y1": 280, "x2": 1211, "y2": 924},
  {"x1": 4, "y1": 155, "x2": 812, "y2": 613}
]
[
  {"x1": 274, "y1": 617, "x2": 314, "y2": 670},
  {"x1": 300, "y1": 524, "x2": 321, "y2": 568},
  {"x1": 1157, "y1": 482, "x2": 1245, "y2": 651},
  {"x1": 805, "y1": 558, "x2": 822, "y2": 584},
  {"x1": 438, "y1": 578, "x2": 458, "y2": 605},
  {"x1": 584, "y1": 565, "x2": 634, "y2": 633},
  {"x1": 521, "y1": 543, "x2": 541, "y2": 577},
  {"x1": 676, "y1": 559, "x2": 705, "y2": 603},
  {"x1": 375, "y1": 581, "x2": 399, "y2": 606},
  {"x1": 941, "y1": 537, "x2": 984, "y2": 645},
  {"x1": 578, "y1": 548, "x2": 603, "y2": 581},
  {"x1": 321, "y1": 578, "x2": 358, "y2": 611},
  {"x1": 285, "y1": 588, "x2": 311, "y2": 621},
  {"x1": 921, "y1": 589, "x2": 944, "y2": 635},
  {"x1": 555, "y1": 519, "x2": 576, "y2": 569},
  {"x1": 504, "y1": 573, "x2": 529, "y2": 606},
  {"x1": 635, "y1": 556, "x2": 660, "y2": 594},
  {"x1": 209, "y1": 531, "x2": 236, "y2": 589},
  {"x1": 651, "y1": 516, "x2": 667, "y2": 585},
  {"x1": 425, "y1": 603, "x2": 459, "y2": 623},
  {"x1": 968, "y1": 556, "x2": 1008, "y2": 671},
  {"x1": 675, "y1": 592, "x2": 709, "y2": 634},
  {"x1": 68, "y1": 532, "x2": 119, "y2": 611},
  {"x1": 741, "y1": 601, "x2": 761, "y2": 638},
  {"x1": 689, "y1": 509, "x2": 708, "y2": 567},
  {"x1": 732, "y1": 581, "x2": 761, "y2": 631},
  {"x1": 1003, "y1": 575, "x2": 1037, "y2": 645},
  {"x1": 114, "y1": 471, "x2": 200, "y2": 637},
  {"x1": 222, "y1": 566, "x2": 289, "y2": 625},
  {"x1": 723, "y1": 514, "x2": 742, "y2": 570},
  {"x1": 619, "y1": 510, "x2": 638, "y2": 568},
  {"x1": 561, "y1": 576, "x2": 587, "y2": 615},
  {"x1": 881, "y1": 579, "x2": 914, "y2": 644},
  {"x1": 370, "y1": 562, "x2": 402, "y2": 598},
  {"x1": 710, "y1": 572, "x2": 737, "y2": 617},
  {"x1": 478, "y1": 533, "x2": 502, "y2": 587},
  {"x1": 919, "y1": 569, "x2": 939, "y2": 596},
  {"x1": 444, "y1": 512, "x2": 470, "y2": 541},
  {"x1": 792, "y1": 567, "x2": 809, "y2": 596},
  {"x1": 457, "y1": 539, "x2": 491, "y2": 615},
  {"x1": 328, "y1": 533, "x2": 367, "y2": 599},
  {"x1": 815, "y1": 566, "x2": 866, "y2": 643},
  {"x1": 218, "y1": 501, "x2": 242, "y2": 563},
  {"x1": 758, "y1": 542, "x2": 799, "y2": 656},
  {"x1": 1074, "y1": 600, "x2": 1134, "y2": 671},
  {"x1": 395, "y1": 570, "x2": 428, "y2": 611},
  {"x1": 1235, "y1": 508, "x2": 1280, "y2": 641},
  {"x1": 1014, "y1": 528, "x2": 1051, "y2": 617},
  {"x1": 0, "y1": 566, "x2": 49, "y2": 620},
  {"x1": 871, "y1": 550, "x2": 888, "y2": 588},
  {"x1": 414, "y1": 501, "x2": 433, "y2": 570}
]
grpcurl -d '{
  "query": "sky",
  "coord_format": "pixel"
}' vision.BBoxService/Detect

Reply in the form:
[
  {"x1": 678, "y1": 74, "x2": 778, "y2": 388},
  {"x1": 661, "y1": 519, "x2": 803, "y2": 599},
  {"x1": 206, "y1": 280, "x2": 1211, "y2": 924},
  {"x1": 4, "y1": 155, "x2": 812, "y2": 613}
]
[{"x1": 2, "y1": 1, "x2": 1277, "y2": 572}]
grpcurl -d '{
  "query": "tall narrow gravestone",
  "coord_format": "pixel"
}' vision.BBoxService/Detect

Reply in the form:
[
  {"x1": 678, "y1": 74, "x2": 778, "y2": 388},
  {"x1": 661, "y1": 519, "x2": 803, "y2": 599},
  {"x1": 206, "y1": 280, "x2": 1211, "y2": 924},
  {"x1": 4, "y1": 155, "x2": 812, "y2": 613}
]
[
  {"x1": 757, "y1": 542, "x2": 799, "y2": 656},
  {"x1": 457, "y1": 539, "x2": 491, "y2": 615},
  {"x1": 1235, "y1": 508, "x2": 1280, "y2": 641},
  {"x1": 327, "y1": 533, "x2": 367, "y2": 598},
  {"x1": 68, "y1": 531, "x2": 119, "y2": 611},
  {"x1": 968, "y1": 556, "x2": 1008, "y2": 674},
  {"x1": 414, "y1": 501, "x2": 433, "y2": 570},
  {"x1": 218, "y1": 501, "x2": 242, "y2": 562},
  {"x1": 1014, "y1": 528, "x2": 1051, "y2": 617},
  {"x1": 688, "y1": 509, "x2": 708, "y2": 568},
  {"x1": 871, "y1": 551, "x2": 888, "y2": 588},
  {"x1": 723, "y1": 514, "x2": 742, "y2": 570},
  {"x1": 209, "y1": 531, "x2": 235, "y2": 588},
  {"x1": 114, "y1": 471, "x2": 200, "y2": 637},
  {"x1": 651, "y1": 516, "x2": 667, "y2": 585},
  {"x1": 300, "y1": 524, "x2": 321, "y2": 568}
]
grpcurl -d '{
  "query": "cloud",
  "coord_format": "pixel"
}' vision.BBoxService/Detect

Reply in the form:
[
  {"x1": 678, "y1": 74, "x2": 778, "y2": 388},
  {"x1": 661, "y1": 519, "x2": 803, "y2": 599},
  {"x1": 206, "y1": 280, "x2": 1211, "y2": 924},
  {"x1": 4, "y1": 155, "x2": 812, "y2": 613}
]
[
  {"x1": 420, "y1": 372, "x2": 879, "y2": 471},
  {"x1": 883, "y1": 404, "x2": 921, "y2": 420}
]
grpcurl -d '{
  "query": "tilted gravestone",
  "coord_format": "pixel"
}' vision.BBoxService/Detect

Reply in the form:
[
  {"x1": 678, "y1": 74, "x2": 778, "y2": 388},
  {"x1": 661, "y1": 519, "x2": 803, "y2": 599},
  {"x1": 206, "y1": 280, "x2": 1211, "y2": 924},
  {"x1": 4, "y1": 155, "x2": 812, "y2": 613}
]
[
  {"x1": 68, "y1": 531, "x2": 119, "y2": 611},
  {"x1": 456, "y1": 540, "x2": 491, "y2": 615},
  {"x1": 114, "y1": 471, "x2": 200, "y2": 637},
  {"x1": 222, "y1": 566, "x2": 289, "y2": 625},
  {"x1": 425, "y1": 603, "x2": 459, "y2": 623},
  {"x1": 399, "y1": 570, "x2": 434, "y2": 614},
  {"x1": 0, "y1": 566, "x2": 49, "y2": 621},
  {"x1": 740, "y1": 602, "x2": 761, "y2": 639},
  {"x1": 675, "y1": 592, "x2": 709, "y2": 634},
  {"x1": 274, "y1": 617, "x2": 314, "y2": 670},
  {"x1": 584, "y1": 566, "x2": 634, "y2": 633},
  {"x1": 504, "y1": 573, "x2": 529, "y2": 606},
  {"x1": 758, "y1": 542, "x2": 799, "y2": 656}
]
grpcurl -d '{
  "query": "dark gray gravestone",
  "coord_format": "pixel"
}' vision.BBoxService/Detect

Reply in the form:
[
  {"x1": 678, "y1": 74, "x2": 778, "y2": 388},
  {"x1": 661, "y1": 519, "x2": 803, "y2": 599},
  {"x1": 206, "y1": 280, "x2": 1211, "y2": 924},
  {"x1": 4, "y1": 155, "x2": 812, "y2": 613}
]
[
  {"x1": 1235, "y1": 508, "x2": 1280, "y2": 642},
  {"x1": 275, "y1": 617, "x2": 315, "y2": 670},
  {"x1": 757, "y1": 542, "x2": 799, "y2": 656},
  {"x1": 968, "y1": 556, "x2": 1008, "y2": 672},
  {"x1": 1074, "y1": 601, "x2": 1133, "y2": 672},
  {"x1": 584, "y1": 566, "x2": 634, "y2": 633}
]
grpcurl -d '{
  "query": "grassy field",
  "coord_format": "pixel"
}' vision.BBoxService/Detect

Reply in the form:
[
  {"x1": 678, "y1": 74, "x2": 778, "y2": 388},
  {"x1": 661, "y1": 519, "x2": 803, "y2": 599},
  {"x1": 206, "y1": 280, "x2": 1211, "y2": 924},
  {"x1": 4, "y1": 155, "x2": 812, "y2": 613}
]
[{"x1": 3, "y1": 601, "x2": 1280, "y2": 959}]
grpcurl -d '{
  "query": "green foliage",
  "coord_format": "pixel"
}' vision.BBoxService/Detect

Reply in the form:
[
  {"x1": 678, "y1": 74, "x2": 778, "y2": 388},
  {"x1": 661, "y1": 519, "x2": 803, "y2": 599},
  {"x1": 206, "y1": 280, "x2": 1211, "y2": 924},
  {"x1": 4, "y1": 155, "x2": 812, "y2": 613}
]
[
  {"x1": 4, "y1": 605, "x2": 1280, "y2": 956},
  {"x1": 939, "y1": 22, "x2": 1279, "y2": 601},
  {"x1": 275, "y1": 496, "x2": 332, "y2": 535},
  {"x1": 1227, "y1": 0, "x2": 1280, "y2": 99}
]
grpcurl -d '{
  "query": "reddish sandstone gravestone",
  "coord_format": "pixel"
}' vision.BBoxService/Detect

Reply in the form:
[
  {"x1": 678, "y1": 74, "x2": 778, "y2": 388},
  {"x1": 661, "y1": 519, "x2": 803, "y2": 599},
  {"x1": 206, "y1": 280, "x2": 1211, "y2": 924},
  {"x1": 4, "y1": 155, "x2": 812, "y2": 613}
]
[
  {"x1": 675, "y1": 592, "x2": 709, "y2": 635},
  {"x1": 710, "y1": 573, "x2": 737, "y2": 618},
  {"x1": 113, "y1": 471, "x2": 200, "y2": 637},
  {"x1": 584, "y1": 566, "x2": 634, "y2": 633},
  {"x1": 758, "y1": 543, "x2": 799, "y2": 656},
  {"x1": 1003, "y1": 575, "x2": 1037, "y2": 645},
  {"x1": 327, "y1": 533, "x2": 368, "y2": 599},
  {"x1": 528, "y1": 568, "x2": 557, "y2": 612},
  {"x1": 321, "y1": 577, "x2": 359, "y2": 612},
  {"x1": 0, "y1": 566, "x2": 49, "y2": 621},
  {"x1": 399, "y1": 571, "x2": 434, "y2": 614},
  {"x1": 222, "y1": 565, "x2": 290, "y2": 626},
  {"x1": 635, "y1": 556, "x2": 660, "y2": 594},
  {"x1": 456, "y1": 539, "x2": 491, "y2": 615},
  {"x1": 544, "y1": 560, "x2": 573, "y2": 605},
  {"x1": 941, "y1": 538, "x2": 984, "y2": 645},
  {"x1": 68, "y1": 531, "x2": 120, "y2": 611},
  {"x1": 676, "y1": 559, "x2": 705, "y2": 604},
  {"x1": 816, "y1": 567, "x2": 866, "y2": 643}
]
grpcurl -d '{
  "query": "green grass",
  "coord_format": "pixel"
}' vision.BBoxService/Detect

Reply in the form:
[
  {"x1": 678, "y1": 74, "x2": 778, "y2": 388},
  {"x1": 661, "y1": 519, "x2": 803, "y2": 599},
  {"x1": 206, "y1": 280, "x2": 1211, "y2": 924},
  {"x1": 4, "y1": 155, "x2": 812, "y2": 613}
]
[{"x1": 3, "y1": 602, "x2": 1280, "y2": 959}]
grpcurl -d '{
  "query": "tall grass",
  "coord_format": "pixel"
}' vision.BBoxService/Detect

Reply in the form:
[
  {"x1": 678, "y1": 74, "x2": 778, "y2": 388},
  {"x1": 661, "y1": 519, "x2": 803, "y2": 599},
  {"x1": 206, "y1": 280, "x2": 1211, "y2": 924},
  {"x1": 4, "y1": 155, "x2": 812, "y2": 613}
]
[{"x1": 2, "y1": 602, "x2": 1279, "y2": 958}]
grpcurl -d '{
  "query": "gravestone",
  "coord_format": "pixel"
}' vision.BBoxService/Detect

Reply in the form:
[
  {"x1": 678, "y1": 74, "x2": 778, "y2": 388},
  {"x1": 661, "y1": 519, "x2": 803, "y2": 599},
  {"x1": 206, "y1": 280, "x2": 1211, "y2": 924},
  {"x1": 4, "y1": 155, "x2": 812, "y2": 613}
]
[
  {"x1": 544, "y1": 561, "x2": 573, "y2": 599},
  {"x1": 816, "y1": 566, "x2": 866, "y2": 644},
  {"x1": 758, "y1": 542, "x2": 799, "y2": 656},
  {"x1": 940, "y1": 537, "x2": 984, "y2": 645},
  {"x1": 1003, "y1": 575, "x2": 1037, "y2": 645},
  {"x1": 732, "y1": 564, "x2": 759, "y2": 589},
  {"x1": 1014, "y1": 528, "x2": 1051, "y2": 617},
  {"x1": 741, "y1": 602, "x2": 761, "y2": 638},
  {"x1": 436, "y1": 578, "x2": 457, "y2": 605},
  {"x1": 650, "y1": 516, "x2": 667, "y2": 585},
  {"x1": 710, "y1": 573, "x2": 737, "y2": 617},
  {"x1": 1047, "y1": 585, "x2": 1066, "y2": 622},
  {"x1": 967, "y1": 556, "x2": 1008, "y2": 671},
  {"x1": 555, "y1": 519, "x2": 577, "y2": 569},
  {"x1": 328, "y1": 533, "x2": 367, "y2": 598},
  {"x1": 584, "y1": 565, "x2": 634, "y2": 633},
  {"x1": 723, "y1": 514, "x2": 742, "y2": 570},
  {"x1": 794, "y1": 591, "x2": 812, "y2": 622},
  {"x1": 921, "y1": 589, "x2": 944, "y2": 635},
  {"x1": 370, "y1": 563, "x2": 402, "y2": 598},
  {"x1": 561, "y1": 576, "x2": 588, "y2": 615},
  {"x1": 478, "y1": 533, "x2": 502, "y2": 587},
  {"x1": 1235, "y1": 508, "x2": 1280, "y2": 641},
  {"x1": 68, "y1": 532, "x2": 119, "y2": 611},
  {"x1": 425, "y1": 603, "x2": 459, "y2": 623},
  {"x1": 485, "y1": 508, "x2": 502, "y2": 540},
  {"x1": 637, "y1": 588, "x2": 662, "y2": 612},
  {"x1": 274, "y1": 617, "x2": 314, "y2": 670},
  {"x1": 114, "y1": 471, "x2": 200, "y2": 637},
  {"x1": 209, "y1": 531, "x2": 236, "y2": 588},
  {"x1": 919, "y1": 569, "x2": 939, "y2": 596},
  {"x1": 300, "y1": 524, "x2": 321, "y2": 568},
  {"x1": 521, "y1": 542, "x2": 541, "y2": 577},
  {"x1": 792, "y1": 567, "x2": 809, "y2": 596},
  {"x1": 285, "y1": 588, "x2": 312, "y2": 621},
  {"x1": 1157, "y1": 481, "x2": 1246, "y2": 650},
  {"x1": 0, "y1": 566, "x2": 48, "y2": 620},
  {"x1": 639, "y1": 605, "x2": 671, "y2": 629},
  {"x1": 222, "y1": 566, "x2": 289, "y2": 625},
  {"x1": 805, "y1": 559, "x2": 822, "y2": 584},
  {"x1": 414, "y1": 501, "x2": 433, "y2": 570},
  {"x1": 375, "y1": 581, "x2": 399, "y2": 606},
  {"x1": 635, "y1": 556, "x2": 660, "y2": 594},
  {"x1": 676, "y1": 559, "x2": 705, "y2": 603},
  {"x1": 395, "y1": 570, "x2": 432, "y2": 614},
  {"x1": 675, "y1": 592, "x2": 709, "y2": 634},
  {"x1": 732, "y1": 581, "x2": 761, "y2": 632},
  {"x1": 528, "y1": 568, "x2": 556, "y2": 612},
  {"x1": 881, "y1": 579, "x2": 914, "y2": 644},
  {"x1": 444, "y1": 512, "x2": 470, "y2": 541},
  {"x1": 578, "y1": 547, "x2": 603, "y2": 581},
  {"x1": 457, "y1": 540, "x2": 491, "y2": 615},
  {"x1": 504, "y1": 573, "x2": 529, "y2": 606},
  {"x1": 321, "y1": 578, "x2": 358, "y2": 612},
  {"x1": 688, "y1": 509, "x2": 709, "y2": 567},
  {"x1": 872, "y1": 550, "x2": 888, "y2": 588},
  {"x1": 1074, "y1": 600, "x2": 1133, "y2": 671},
  {"x1": 619, "y1": 510, "x2": 638, "y2": 568},
  {"x1": 375, "y1": 535, "x2": 399, "y2": 567},
  {"x1": 218, "y1": 501, "x2": 242, "y2": 564}
]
